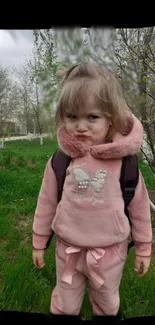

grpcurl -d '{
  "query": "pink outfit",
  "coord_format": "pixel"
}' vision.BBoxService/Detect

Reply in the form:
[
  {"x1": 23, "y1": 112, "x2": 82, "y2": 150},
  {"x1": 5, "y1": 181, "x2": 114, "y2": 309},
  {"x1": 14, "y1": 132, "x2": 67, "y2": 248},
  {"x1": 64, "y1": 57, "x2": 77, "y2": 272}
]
[
  {"x1": 51, "y1": 238, "x2": 128, "y2": 315},
  {"x1": 32, "y1": 114, "x2": 152, "y2": 315}
]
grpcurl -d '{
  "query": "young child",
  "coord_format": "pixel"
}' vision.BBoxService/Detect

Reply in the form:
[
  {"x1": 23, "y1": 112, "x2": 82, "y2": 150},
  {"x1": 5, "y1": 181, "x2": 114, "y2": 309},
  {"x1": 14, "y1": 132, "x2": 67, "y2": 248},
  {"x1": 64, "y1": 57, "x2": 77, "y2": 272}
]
[{"x1": 32, "y1": 62, "x2": 152, "y2": 317}]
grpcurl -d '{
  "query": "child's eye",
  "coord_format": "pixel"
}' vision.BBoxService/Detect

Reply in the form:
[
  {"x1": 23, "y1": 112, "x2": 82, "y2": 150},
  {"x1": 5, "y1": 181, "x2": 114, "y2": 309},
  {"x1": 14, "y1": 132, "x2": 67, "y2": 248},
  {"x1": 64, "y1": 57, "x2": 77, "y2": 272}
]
[
  {"x1": 66, "y1": 114, "x2": 77, "y2": 120},
  {"x1": 88, "y1": 115, "x2": 99, "y2": 120}
]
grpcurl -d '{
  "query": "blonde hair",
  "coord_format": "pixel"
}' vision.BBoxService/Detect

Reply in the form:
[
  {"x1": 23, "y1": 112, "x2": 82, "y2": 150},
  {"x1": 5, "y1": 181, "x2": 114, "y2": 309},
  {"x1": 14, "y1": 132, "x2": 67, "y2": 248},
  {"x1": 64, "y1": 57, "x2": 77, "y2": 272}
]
[{"x1": 55, "y1": 62, "x2": 133, "y2": 141}]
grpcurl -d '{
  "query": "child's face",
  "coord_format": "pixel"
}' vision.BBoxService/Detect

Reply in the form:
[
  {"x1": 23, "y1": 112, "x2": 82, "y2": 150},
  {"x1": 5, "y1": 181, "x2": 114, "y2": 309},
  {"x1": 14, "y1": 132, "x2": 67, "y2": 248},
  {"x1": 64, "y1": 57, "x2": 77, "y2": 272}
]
[{"x1": 64, "y1": 95, "x2": 111, "y2": 146}]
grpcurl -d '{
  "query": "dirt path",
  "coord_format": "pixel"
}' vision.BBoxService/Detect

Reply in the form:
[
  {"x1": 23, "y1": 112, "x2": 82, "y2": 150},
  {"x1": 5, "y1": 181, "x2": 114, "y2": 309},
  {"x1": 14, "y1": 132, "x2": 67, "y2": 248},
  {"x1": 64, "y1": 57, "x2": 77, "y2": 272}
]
[{"x1": 2, "y1": 133, "x2": 49, "y2": 142}]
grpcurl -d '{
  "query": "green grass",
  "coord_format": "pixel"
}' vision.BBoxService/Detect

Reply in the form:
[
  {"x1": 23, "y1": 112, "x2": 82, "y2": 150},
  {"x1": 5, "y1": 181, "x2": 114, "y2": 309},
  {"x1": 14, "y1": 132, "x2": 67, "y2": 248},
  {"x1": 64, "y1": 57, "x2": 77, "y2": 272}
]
[
  {"x1": 0, "y1": 138, "x2": 155, "y2": 319},
  {"x1": 138, "y1": 159, "x2": 155, "y2": 190}
]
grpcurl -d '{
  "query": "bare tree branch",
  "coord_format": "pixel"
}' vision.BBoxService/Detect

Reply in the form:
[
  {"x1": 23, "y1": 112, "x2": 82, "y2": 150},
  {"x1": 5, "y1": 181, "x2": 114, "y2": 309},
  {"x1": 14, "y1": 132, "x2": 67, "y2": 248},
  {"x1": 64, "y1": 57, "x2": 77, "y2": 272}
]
[{"x1": 120, "y1": 29, "x2": 155, "y2": 75}]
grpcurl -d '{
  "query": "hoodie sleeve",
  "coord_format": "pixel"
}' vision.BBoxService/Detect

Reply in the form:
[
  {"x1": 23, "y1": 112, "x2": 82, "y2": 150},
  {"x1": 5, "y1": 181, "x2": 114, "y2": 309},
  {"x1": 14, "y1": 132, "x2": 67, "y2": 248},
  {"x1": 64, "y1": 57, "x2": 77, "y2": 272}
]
[
  {"x1": 128, "y1": 170, "x2": 152, "y2": 257},
  {"x1": 32, "y1": 157, "x2": 58, "y2": 250}
]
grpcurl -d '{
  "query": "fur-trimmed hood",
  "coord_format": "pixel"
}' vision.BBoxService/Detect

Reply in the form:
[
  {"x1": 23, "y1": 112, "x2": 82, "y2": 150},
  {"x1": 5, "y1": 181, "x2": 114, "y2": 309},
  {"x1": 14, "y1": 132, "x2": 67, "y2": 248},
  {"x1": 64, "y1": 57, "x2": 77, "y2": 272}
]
[{"x1": 57, "y1": 114, "x2": 143, "y2": 159}]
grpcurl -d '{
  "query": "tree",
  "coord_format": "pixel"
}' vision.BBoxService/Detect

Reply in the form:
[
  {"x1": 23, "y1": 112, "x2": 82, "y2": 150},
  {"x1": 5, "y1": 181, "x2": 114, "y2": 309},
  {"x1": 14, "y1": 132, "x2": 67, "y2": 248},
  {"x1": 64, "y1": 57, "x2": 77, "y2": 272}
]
[
  {"x1": 115, "y1": 28, "x2": 155, "y2": 172},
  {"x1": 51, "y1": 27, "x2": 115, "y2": 71},
  {"x1": 0, "y1": 65, "x2": 17, "y2": 136},
  {"x1": 13, "y1": 63, "x2": 37, "y2": 134},
  {"x1": 32, "y1": 29, "x2": 61, "y2": 134}
]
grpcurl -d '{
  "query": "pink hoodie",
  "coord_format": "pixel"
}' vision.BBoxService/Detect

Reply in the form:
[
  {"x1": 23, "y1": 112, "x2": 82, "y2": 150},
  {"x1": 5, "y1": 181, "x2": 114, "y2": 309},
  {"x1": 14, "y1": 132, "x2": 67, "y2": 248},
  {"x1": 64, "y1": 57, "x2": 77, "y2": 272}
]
[{"x1": 32, "y1": 115, "x2": 152, "y2": 257}]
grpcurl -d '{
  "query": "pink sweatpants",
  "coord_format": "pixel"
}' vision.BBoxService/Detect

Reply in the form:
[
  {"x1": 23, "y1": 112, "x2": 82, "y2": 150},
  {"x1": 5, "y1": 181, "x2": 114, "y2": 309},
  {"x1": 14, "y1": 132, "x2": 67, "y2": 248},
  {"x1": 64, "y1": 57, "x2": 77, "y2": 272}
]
[{"x1": 50, "y1": 239, "x2": 128, "y2": 316}]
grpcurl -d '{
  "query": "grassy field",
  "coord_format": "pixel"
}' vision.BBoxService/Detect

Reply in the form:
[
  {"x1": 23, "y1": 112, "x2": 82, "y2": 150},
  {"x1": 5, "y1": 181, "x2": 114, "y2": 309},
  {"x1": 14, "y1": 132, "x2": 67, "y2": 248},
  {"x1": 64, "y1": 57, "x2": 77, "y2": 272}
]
[{"x1": 0, "y1": 137, "x2": 155, "y2": 319}]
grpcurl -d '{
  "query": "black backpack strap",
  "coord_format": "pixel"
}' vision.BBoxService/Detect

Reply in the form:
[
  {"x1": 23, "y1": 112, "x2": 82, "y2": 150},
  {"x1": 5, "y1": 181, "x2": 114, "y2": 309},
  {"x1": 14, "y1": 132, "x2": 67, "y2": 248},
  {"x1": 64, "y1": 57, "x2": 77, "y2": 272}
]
[
  {"x1": 51, "y1": 149, "x2": 72, "y2": 203},
  {"x1": 120, "y1": 155, "x2": 139, "y2": 218},
  {"x1": 45, "y1": 149, "x2": 72, "y2": 249},
  {"x1": 120, "y1": 155, "x2": 139, "y2": 251}
]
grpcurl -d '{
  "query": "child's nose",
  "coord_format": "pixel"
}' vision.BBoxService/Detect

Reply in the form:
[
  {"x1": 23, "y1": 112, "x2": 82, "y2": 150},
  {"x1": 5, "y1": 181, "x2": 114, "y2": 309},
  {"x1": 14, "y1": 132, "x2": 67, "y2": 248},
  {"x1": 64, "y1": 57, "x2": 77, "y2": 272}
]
[{"x1": 76, "y1": 121, "x2": 88, "y2": 132}]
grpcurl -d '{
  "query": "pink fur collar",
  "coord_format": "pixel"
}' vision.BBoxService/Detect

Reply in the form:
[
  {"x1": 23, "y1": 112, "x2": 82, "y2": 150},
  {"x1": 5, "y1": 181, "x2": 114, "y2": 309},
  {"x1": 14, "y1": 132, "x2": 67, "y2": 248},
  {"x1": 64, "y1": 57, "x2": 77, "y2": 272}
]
[{"x1": 57, "y1": 115, "x2": 143, "y2": 159}]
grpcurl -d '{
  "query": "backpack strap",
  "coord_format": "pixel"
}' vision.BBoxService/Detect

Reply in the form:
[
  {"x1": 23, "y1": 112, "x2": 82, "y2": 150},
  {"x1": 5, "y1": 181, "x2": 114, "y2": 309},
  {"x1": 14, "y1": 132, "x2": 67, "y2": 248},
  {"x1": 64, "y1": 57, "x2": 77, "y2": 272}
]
[
  {"x1": 45, "y1": 149, "x2": 71, "y2": 249},
  {"x1": 51, "y1": 149, "x2": 72, "y2": 203},
  {"x1": 120, "y1": 155, "x2": 139, "y2": 219},
  {"x1": 120, "y1": 155, "x2": 139, "y2": 251}
]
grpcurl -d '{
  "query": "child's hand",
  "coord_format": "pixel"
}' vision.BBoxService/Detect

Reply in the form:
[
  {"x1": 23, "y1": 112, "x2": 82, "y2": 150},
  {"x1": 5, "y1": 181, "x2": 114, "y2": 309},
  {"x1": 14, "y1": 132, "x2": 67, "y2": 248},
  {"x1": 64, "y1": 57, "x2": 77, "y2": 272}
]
[
  {"x1": 134, "y1": 255, "x2": 151, "y2": 277},
  {"x1": 33, "y1": 249, "x2": 45, "y2": 269}
]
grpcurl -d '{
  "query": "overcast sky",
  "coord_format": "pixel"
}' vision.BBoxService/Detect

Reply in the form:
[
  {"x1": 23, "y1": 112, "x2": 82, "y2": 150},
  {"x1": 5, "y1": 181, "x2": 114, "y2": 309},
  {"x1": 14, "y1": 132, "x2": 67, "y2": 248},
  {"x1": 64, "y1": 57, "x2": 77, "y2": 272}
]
[{"x1": 0, "y1": 30, "x2": 34, "y2": 70}]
